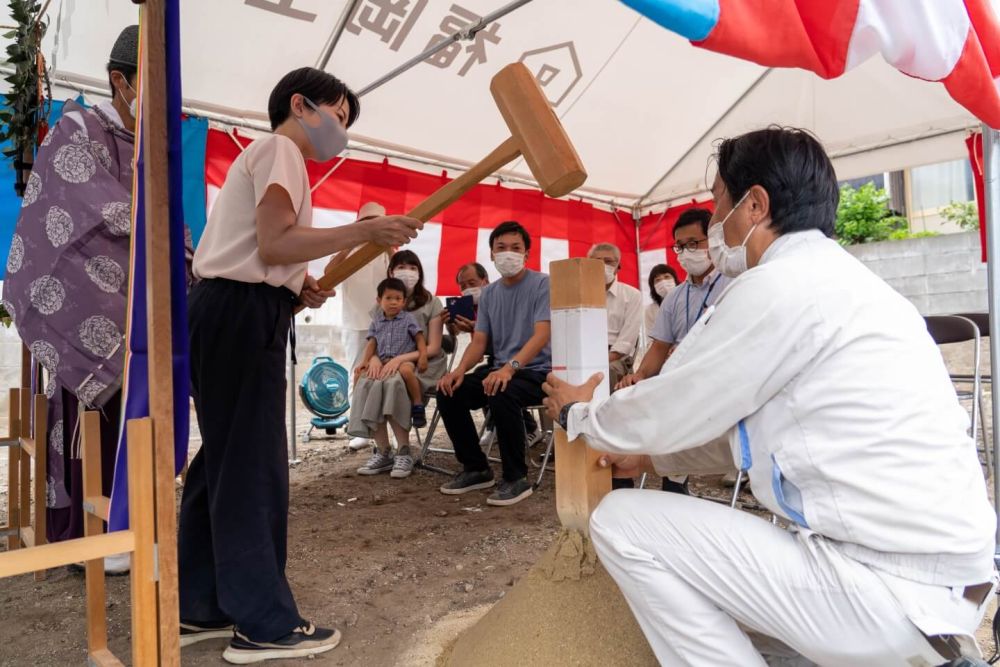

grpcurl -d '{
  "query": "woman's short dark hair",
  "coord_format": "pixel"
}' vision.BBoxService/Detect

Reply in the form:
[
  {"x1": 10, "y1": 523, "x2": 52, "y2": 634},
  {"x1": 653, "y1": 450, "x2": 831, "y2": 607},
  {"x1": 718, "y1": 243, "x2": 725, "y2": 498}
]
[
  {"x1": 388, "y1": 249, "x2": 431, "y2": 310},
  {"x1": 647, "y1": 264, "x2": 678, "y2": 305},
  {"x1": 267, "y1": 67, "x2": 360, "y2": 131},
  {"x1": 673, "y1": 208, "x2": 712, "y2": 237},
  {"x1": 488, "y1": 221, "x2": 531, "y2": 251},
  {"x1": 455, "y1": 262, "x2": 488, "y2": 284},
  {"x1": 715, "y1": 127, "x2": 838, "y2": 238}
]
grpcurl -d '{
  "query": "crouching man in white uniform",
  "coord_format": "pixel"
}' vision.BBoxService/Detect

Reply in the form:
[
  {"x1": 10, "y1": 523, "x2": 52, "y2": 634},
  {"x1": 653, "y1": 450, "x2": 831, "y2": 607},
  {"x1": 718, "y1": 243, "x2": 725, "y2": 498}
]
[{"x1": 543, "y1": 127, "x2": 997, "y2": 667}]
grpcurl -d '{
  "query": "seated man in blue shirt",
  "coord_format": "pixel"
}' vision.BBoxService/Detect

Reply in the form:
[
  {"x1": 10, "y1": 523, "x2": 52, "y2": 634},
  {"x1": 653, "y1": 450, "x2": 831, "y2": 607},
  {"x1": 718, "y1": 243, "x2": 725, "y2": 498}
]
[
  {"x1": 436, "y1": 221, "x2": 552, "y2": 507},
  {"x1": 617, "y1": 208, "x2": 730, "y2": 493}
]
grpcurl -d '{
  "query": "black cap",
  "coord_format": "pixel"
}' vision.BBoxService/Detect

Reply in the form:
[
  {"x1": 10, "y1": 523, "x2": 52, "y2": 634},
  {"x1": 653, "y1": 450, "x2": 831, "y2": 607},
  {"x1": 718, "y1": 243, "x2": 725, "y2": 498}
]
[{"x1": 108, "y1": 25, "x2": 139, "y2": 69}]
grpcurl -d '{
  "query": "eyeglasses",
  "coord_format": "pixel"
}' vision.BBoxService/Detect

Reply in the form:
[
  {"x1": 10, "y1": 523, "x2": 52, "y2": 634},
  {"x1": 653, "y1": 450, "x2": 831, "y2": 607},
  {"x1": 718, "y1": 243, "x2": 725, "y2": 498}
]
[{"x1": 672, "y1": 240, "x2": 707, "y2": 254}]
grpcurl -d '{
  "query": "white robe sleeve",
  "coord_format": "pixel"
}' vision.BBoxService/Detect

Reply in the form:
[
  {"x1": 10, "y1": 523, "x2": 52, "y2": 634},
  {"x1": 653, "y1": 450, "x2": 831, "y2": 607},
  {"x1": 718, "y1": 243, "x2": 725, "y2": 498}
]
[{"x1": 567, "y1": 268, "x2": 827, "y2": 456}]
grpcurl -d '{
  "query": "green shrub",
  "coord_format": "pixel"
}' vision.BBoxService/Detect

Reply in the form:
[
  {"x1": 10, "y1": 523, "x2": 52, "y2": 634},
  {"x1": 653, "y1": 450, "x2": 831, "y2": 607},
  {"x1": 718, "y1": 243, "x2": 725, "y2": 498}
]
[
  {"x1": 939, "y1": 200, "x2": 979, "y2": 230},
  {"x1": 835, "y1": 183, "x2": 908, "y2": 246}
]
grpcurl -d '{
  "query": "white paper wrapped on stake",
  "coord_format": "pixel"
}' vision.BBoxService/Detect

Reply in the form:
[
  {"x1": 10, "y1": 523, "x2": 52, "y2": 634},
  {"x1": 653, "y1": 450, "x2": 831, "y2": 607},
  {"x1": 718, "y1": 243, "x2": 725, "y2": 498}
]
[
  {"x1": 551, "y1": 307, "x2": 610, "y2": 402},
  {"x1": 548, "y1": 257, "x2": 613, "y2": 535}
]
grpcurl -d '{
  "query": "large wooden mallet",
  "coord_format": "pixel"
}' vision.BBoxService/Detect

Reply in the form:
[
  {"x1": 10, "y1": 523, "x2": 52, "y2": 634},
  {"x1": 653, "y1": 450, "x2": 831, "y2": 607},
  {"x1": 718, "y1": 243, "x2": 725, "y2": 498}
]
[{"x1": 312, "y1": 62, "x2": 587, "y2": 293}]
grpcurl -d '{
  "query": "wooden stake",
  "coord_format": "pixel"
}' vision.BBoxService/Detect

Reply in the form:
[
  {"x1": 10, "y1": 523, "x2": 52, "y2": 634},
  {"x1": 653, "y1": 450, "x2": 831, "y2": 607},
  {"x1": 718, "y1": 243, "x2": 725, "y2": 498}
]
[
  {"x1": 6, "y1": 388, "x2": 21, "y2": 550},
  {"x1": 128, "y1": 418, "x2": 159, "y2": 666},
  {"x1": 139, "y1": 2, "x2": 181, "y2": 662},
  {"x1": 82, "y1": 411, "x2": 109, "y2": 659},
  {"x1": 549, "y1": 258, "x2": 612, "y2": 534},
  {"x1": 32, "y1": 393, "x2": 46, "y2": 580},
  {"x1": 17, "y1": 389, "x2": 29, "y2": 546}
]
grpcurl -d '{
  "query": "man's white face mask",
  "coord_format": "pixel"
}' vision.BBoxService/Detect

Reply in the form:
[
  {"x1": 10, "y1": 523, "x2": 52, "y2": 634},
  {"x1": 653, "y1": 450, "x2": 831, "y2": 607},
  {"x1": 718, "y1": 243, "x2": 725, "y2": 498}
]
[
  {"x1": 677, "y1": 248, "x2": 712, "y2": 277},
  {"x1": 493, "y1": 252, "x2": 525, "y2": 278},
  {"x1": 462, "y1": 286, "x2": 482, "y2": 304},
  {"x1": 603, "y1": 263, "x2": 617, "y2": 284},
  {"x1": 708, "y1": 190, "x2": 755, "y2": 278}
]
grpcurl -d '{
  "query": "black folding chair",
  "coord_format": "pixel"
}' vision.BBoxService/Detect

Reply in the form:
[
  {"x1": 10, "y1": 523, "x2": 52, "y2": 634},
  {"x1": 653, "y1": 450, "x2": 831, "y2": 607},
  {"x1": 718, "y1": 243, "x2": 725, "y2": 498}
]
[{"x1": 924, "y1": 315, "x2": 989, "y2": 473}]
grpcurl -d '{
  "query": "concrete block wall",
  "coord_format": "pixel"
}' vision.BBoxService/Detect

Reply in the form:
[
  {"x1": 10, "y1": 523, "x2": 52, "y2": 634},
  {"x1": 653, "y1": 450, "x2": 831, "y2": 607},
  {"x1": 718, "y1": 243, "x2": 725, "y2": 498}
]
[{"x1": 846, "y1": 231, "x2": 987, "y2": 316}]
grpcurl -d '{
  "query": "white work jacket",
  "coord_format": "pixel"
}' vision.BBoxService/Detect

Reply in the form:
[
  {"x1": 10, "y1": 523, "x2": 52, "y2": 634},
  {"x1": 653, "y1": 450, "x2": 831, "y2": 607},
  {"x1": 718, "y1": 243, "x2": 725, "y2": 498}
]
[{"x1": 569, "y1": 231, "x2": 996, "y2": 594}]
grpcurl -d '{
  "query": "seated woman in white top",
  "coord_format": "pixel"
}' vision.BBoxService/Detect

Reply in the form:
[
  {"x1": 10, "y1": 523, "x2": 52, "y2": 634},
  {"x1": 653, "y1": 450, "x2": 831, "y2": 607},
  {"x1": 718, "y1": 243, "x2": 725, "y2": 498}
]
[
  {"x1": 348, "y1": 250, "x2": 447, "y2": 479},
  {"x1": 178, "y1": 67, "x2": 421, "y2": 663}
]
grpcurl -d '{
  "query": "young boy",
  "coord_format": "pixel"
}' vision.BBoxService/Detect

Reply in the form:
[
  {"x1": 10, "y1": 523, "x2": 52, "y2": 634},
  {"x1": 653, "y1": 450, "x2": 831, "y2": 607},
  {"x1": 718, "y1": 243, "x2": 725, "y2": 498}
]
[{"x1": 355, "y1": 278, "x2": 429, "y2": 433}]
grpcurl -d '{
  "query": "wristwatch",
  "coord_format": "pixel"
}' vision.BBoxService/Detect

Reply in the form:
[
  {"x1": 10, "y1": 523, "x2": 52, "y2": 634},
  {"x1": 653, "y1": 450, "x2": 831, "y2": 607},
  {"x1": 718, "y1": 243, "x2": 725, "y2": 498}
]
[
  {"x1": 509, "y1": 360, "x2": 521, "y2": 371},
  {"x1": 558, "y1": 401, "x2": 578, "y2": 431}
]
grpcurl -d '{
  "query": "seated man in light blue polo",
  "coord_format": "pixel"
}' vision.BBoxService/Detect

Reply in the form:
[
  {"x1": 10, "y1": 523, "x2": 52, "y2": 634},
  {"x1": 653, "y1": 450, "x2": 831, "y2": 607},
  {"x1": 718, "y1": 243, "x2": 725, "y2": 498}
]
[{"x1": 617, "y1": 208, "x2": 729, "y2": 493}]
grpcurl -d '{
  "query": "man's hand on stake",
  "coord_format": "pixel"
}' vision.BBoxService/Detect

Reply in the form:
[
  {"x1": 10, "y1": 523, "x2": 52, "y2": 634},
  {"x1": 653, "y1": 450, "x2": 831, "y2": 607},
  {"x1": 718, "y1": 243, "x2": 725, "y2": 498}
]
[
  {"x1": 597, "y1": 453, "x2": 652, "y2": 478},
  {"x1": 542, "y1": 372, "x2": 603, "y2": 422}
]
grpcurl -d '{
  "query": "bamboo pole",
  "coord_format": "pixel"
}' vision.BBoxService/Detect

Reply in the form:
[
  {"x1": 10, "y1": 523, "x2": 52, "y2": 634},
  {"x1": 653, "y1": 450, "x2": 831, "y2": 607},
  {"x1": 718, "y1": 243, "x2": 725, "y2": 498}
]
[{"x1": 138, "y1": 1, "x2": 180, "y2": 662}]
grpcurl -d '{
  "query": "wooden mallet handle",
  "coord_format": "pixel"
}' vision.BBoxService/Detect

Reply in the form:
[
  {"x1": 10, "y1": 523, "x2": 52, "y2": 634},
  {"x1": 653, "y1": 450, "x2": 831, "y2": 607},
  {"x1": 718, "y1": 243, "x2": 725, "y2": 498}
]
[{"x1": 301, "y1": 137, "x2": 521, "y2": 308}]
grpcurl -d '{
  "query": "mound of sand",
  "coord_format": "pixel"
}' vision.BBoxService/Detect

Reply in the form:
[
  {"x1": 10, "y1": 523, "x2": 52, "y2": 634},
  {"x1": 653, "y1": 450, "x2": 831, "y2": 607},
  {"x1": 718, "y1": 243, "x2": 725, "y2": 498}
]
[{"x1": 443, "y1": 529, "x2": 657, "y2": 666}]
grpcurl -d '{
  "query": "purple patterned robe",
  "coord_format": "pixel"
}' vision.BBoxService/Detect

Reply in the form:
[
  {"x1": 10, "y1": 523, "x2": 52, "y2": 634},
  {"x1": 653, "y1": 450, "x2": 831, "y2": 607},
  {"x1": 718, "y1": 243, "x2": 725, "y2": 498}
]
[{"x1": 3, "y1": 100, "x2": 134, "y2": 520}]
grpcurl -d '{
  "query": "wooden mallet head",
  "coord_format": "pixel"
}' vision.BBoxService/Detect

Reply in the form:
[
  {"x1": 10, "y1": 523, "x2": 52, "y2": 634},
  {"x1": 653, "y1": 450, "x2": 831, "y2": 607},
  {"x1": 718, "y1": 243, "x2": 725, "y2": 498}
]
[
  {"x1": 307, "y1": 62, "x2": 588, "y2": 302},
  {"x1": 491, "y1": 62, "x2": 587, "y2": 197}
]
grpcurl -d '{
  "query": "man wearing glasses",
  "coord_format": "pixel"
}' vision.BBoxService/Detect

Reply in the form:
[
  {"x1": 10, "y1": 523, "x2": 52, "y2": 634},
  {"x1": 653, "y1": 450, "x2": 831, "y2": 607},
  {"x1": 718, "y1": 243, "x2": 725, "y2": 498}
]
[{"x1": 615, "y1": 208, "x2": 727, "y2": 493}]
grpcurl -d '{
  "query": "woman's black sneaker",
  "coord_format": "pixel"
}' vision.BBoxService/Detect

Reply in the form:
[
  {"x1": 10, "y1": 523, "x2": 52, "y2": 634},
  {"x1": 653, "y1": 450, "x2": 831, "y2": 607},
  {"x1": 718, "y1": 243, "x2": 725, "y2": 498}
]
[
  {"x1": 180, "y1": 620, "x2": 234, "y2": 647},
  {"x1": 222, "y1": 621, "x2": 341, "y2": 664}
]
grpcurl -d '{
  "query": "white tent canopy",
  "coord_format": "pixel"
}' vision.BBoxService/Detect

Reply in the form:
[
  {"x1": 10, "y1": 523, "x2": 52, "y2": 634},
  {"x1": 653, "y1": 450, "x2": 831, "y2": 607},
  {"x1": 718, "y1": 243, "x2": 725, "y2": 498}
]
[{"x1": 8, "y1": 0, "x2": 979, "y2": 210}]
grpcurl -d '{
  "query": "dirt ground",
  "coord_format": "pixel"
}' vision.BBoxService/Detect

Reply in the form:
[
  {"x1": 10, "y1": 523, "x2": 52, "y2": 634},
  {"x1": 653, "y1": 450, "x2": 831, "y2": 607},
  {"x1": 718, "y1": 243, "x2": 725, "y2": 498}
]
[{"x1": 0, "y1": 340, "x2": 998, "y2": 665}]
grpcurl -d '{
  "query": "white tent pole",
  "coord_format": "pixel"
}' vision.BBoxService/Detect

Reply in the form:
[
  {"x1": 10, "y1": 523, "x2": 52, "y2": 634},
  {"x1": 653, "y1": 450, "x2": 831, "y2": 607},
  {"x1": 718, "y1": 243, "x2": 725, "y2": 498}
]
[
  {"x1": 314, "y1": 0, "x2": 363, "y2": 70},
  {"x1": 357, "y1": 0, "x2": 536, "y2": 96},
  {"x1": 983, "y1": 123, "x2": 1000, "y2": 550}
]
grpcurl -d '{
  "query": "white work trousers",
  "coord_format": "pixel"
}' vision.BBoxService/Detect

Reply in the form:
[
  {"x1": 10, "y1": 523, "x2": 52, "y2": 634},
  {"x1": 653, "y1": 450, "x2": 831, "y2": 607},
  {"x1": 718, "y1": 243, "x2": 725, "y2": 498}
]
[{"x1": 591, "y1": 490, "x2": 975, "y2": 667}]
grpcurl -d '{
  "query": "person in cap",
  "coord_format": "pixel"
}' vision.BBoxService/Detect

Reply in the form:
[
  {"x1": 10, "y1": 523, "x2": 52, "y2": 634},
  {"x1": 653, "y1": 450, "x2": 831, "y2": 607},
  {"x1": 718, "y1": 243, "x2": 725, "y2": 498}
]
[
  {"x1": 177, "y1": 66, "x2": 421, "y2": 663},
  {"x1": 1, "y1": 26, "x2": 168, "y2": 573}
]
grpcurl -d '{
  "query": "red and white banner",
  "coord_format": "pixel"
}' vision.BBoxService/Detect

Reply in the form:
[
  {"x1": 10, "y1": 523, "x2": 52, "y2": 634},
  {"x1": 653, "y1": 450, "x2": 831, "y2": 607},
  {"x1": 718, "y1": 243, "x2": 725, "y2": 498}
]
[{"x1": 205, "y1": 129, "x2": 701, "y2": 300}]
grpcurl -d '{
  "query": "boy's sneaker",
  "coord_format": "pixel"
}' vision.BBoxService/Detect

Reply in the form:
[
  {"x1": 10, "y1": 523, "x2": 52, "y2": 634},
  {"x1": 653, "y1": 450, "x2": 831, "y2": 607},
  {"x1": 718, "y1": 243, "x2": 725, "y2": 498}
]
[
  {"x1": 222, "y1": 621, "x2": 340, "y2": 664},
  {"x1": 411, "y1": 404, "x2": 427, "y2": 429},
  {"x1": 180, "y1": 620, "x2": 234, "y2": 647},
  {"x1": 357, "y1": 450, "x2": 394, "y2": 475},
  {"x1": 440, "y1": 469, "x2": 495, "y2": 495},
  {"x1": 486, "y1": 477, "x2": 533, "y2": 507},
  {"x1": 390, "y1": 453, "x2": 414, "y2": 478}
]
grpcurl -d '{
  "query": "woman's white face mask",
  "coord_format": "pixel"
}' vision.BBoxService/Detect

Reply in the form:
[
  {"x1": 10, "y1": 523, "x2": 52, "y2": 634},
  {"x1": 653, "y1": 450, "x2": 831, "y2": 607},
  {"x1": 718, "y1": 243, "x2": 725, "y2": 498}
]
[
  {"x1": 654, "y1": 278, "x2": 676, "y2": 298},
  {"x1": 393, "y1": 268, "x2": 420, "y2": 292},
  {"x1": 708, "y1": 190, "x2": 755, "y2": 277}
]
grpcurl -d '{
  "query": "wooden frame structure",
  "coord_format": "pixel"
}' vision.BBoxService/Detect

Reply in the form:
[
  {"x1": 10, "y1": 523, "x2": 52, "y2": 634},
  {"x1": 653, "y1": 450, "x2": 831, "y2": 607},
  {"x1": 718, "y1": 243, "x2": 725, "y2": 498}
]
[{"x1": 0, "y1": 0, "x2": 181, "y2": 663}]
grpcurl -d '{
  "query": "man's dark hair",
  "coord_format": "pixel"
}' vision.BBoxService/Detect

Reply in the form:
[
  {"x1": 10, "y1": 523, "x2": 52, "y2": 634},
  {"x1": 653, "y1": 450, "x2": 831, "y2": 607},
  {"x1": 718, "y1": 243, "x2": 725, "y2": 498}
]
[
  {"x1": 672, "y1": 208, "x2": 712, "y2": 237},
  {"x1": 647, "y1": 264, "x2": 679, "y2": 306},
  {"x1": 455, "y1": 262, "x2": 488, "y2": 284},
  {"x1": 267, "y1": 67, "x2": 360, "y2": 131},
  {"x1": 715, "y1": 127, "x2": 838, "y2": 238},
  {"x1": 377, "y1": 277, "x2": 407, "y2": 298},
  {"x1": 489, "y1": 221, "x2": 531, "y2": 251}
]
